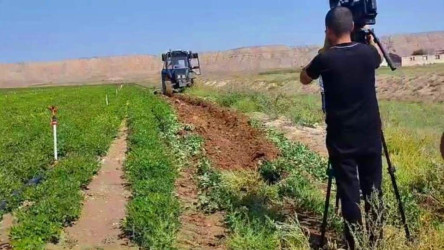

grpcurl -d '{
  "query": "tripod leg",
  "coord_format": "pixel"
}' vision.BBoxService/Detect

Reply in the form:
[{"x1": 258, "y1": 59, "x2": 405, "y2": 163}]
[
  {"x1": 381, "y1": 132, "x2": 411, "y2": 240},
  {"x1": 320, "y1": 165, "x2": 333, "y2": 247},
  {"x1": 335, "y1": 189, "x2": 340, "y2": 215}
]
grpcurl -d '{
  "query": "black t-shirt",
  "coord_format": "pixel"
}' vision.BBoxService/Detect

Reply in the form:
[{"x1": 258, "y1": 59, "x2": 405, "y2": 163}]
[{"x1": 306, "y1": 42, "x2": 382, "y2": 156}]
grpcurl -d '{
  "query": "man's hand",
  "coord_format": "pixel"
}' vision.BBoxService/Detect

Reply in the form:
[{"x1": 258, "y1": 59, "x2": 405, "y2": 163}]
[
  {"x1": 363, "y1": 25, "x2": 384, "y2": 66},
  {"x1": 366, "y1": 32, "x2": 378, "y2": 47},
  {"x1": 363, "y1": 26, "x2": 384, "y2": 62},
  {"x1": 318, "y1": 36, "x2": 331, "y2": 54},
  {"x1": 300, "y1": 65, "x2": 313, "y2": 85},
  {"x1": 300, "y1": 38, "x2": 327, "y2": 85}
]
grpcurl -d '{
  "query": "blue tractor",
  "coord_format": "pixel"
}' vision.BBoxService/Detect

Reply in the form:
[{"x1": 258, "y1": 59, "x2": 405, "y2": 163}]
[{"x1": 161, "y1": 50, "x2": 201, "y2": 95}]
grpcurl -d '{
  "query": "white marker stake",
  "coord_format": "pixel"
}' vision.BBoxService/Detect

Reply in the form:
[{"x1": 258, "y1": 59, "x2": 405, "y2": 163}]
[
  {"x1": 48, "y1": 106, "x2": 59, "y2": 162},
  {"x1": 106, "y1": 94, "x2": 109, "y2": 106},
  {"x1": 53, "y1": 123, "x2": 58, "y2": 161}
]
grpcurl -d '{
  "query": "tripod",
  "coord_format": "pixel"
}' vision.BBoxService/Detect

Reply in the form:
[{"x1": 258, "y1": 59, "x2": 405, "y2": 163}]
[
  {"x1": 320, "y1": 131, "x2": 412, "y2": 247},
  {"x1": 320, "y1": 160, "x2": 338, "y2": 247}
]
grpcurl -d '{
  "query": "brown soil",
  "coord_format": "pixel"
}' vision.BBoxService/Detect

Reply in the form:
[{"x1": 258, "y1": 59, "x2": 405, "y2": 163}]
[
  {"x1": 0, "y1": 214, "x2": 13, "y2": 250},
  {"x1": 170, "y1": 95, "x2": 279, "y2": 170},
  {"x1": 175, "y1": 162, "x2": 227, "y2": 250},
  {"x1": 48, "y1": 123, "x2": 134, "y2": 249}
]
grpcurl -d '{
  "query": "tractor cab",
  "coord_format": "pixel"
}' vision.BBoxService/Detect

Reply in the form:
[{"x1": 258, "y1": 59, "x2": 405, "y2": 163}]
[{"x1": 166, "y1": 55, "x2": 188, "y2": 70}]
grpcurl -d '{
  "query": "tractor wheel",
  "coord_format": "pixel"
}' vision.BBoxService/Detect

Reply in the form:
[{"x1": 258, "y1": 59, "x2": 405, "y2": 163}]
[{"x1": 162, "y1": 80, "x2": 173, "y2": 96}]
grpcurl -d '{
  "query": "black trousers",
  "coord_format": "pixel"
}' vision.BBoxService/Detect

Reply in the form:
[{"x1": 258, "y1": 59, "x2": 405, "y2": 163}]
[{"x1": 330, "y1": 153, "x2": 383, "y2": 249}]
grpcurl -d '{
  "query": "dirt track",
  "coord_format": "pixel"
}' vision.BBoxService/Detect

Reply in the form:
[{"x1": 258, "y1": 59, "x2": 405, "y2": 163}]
[
  {"x1": 48, "y1": 123, "x2": 133, "y2": 249},
  {"x1": 0, "y1": 214, "x2": 13, "y2": 250},
  {"x1": 171, "y1": 95, "x2": 279, "y2": 171}
]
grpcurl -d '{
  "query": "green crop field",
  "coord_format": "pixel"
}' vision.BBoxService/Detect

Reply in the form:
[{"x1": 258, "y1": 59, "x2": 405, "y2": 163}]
[
  {"x1": 0, "y1": 85, "x2": 193, "y2": 249},
  {"x1": 0, "y1": 85, "x2": 127, "y2": 248},
  {"x1": 0, "y1": 77, "x2": 442, "y2": 249}
]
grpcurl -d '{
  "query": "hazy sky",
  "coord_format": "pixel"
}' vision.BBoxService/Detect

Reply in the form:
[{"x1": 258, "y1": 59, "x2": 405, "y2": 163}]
[{"x1": 0, "y1": 0, "x2": 443, "y2": 63}]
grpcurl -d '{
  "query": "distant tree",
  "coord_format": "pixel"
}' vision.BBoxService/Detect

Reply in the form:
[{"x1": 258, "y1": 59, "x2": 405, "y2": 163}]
[
  {"x1": 386, "y1": 37, "x2": 395, "y2": 53},
  {"x1": 412, "y1": 49, "x2": 428, "y2": 56}
]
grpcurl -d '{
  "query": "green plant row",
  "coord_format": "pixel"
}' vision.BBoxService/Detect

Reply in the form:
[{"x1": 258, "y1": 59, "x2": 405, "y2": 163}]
[
  {"x1": 10, "y1": 155, "x2": 100, "y2": 248},
  {"x1": 2, "y1": 85, "x2": 130, "y2": 248},
  {"x1": 123, "y1": 89, "x2": 181, "y2": 249}
]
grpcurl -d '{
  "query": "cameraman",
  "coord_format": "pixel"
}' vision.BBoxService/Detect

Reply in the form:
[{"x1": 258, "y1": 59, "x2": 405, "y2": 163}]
[{"x1": 300, "y1": 7, "x2": 383, "y2": 249}]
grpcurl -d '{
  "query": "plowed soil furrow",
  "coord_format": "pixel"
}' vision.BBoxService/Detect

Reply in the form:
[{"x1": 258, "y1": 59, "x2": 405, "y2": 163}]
[
  {"x1": 171, "y1": 95, "x2": 279, "y2": 170},
  {"x1": 48, "y1": 123, "x2": 134, "y2": 249}
]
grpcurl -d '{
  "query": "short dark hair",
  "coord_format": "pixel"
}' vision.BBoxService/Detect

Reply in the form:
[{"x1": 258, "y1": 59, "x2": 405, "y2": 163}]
[{"x1": 325, "y1": 7, "x2": 354, "y2": 36}]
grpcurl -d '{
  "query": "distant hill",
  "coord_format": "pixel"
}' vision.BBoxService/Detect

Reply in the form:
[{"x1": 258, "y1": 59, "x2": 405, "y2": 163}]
[
  {"x1": 0, "y1": 31, "x2": 443, "y2": 88},
  {"x1": 200, "y1": 45, "x2": 319, "y2": 74},
  {"x1": 381, "y1": 31, "x2": 444, "y2": 56},
  {"x1": 0, "y1": 55, "x2": 159, "y2": 88}
]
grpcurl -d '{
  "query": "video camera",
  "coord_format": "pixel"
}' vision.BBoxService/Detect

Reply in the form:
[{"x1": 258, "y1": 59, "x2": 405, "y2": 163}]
[
  {"x1": 329, "y1": 0, "x2": 396, "y2": 71},
  {"x1": 329, "y1": 0, "x2": 377, "y2": 27}
]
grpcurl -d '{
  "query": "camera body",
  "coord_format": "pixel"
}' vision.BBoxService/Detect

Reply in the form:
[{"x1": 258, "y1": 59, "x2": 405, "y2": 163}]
[
  {"x1": 329, "y1": 0, "x2": 377, "y2": 28},
  {"x1": 329, "y1": 0, "x2": 378, "y2": 43}
]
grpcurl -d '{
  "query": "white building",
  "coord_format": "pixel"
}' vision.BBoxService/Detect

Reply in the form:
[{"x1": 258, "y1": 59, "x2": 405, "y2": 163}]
[{"x1": 402, "y1": 53, "x2": 444, "y2": 67}]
